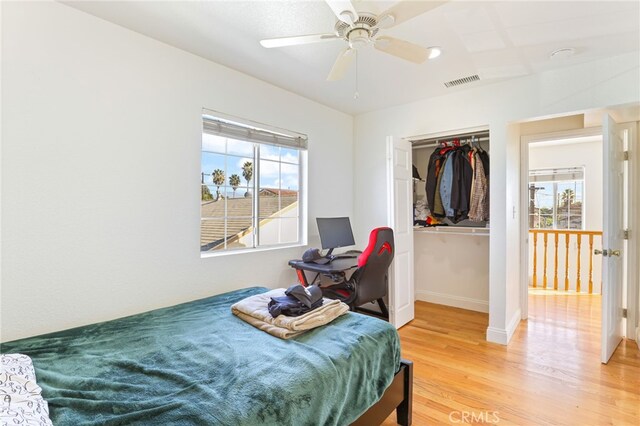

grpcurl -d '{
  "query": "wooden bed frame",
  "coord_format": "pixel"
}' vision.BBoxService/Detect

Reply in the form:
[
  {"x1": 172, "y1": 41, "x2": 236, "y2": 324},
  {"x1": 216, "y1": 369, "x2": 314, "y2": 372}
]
[{"x1": 352, "y1": 359, "x2": 413, "y2": 426}]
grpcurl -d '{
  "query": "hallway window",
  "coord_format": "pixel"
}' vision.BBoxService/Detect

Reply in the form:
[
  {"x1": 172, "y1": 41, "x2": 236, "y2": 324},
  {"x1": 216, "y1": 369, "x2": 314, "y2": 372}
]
[{"x1": 528, "y1": 167, "x2": 584, "y2": 230}]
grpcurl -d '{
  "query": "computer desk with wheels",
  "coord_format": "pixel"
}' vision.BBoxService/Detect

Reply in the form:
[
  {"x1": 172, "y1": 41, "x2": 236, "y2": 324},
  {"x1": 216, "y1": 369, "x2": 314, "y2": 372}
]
[{"x1": 288, "y1": 256, "x2": 358, "y2": 287}]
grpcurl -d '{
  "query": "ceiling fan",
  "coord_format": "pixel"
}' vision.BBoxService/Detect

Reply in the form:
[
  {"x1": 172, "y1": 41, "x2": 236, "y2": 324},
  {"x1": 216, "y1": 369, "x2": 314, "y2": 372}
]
[{"x1": 259, "y1": 0, "x2": 447, "y2": 81}]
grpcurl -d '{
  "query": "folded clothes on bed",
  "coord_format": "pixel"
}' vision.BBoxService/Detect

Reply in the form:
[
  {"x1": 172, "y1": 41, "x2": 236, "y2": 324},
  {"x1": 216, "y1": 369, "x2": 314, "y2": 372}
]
[
  {"x1": 268, "y1": 284, "x2": 324, "y2": 317},
  {"x1": 268, "y1": 295, "x2": 323, "y2": 317},
  {"x1": 231, "y1": 288, "x2": 349, "y2": 339}
]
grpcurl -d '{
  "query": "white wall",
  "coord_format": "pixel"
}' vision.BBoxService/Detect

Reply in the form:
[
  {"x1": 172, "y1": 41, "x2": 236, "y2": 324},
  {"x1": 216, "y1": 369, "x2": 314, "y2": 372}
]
[
  {"x1": 353, "y1": 52, "x2": 640, "y2": 344},
  {"x1": 414, "y1": 231, "x2": 489, "y2": 312},
  {"x1": 0, "y1": 1, "x2": 354, "y2": 341},
  {"x1": 504, "y1": 123, "x2": 522, "y2": 330},
  {"x1": 0, "y1": 1, "x2": 3, "y2": 340},
  {"x1": 528, "y1": 140, "x2": 604, "y2": 293}
]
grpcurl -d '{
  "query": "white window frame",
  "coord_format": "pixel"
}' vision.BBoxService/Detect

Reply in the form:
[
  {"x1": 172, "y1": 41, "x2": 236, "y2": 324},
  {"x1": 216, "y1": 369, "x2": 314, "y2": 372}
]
[
  {"x1": 200, "y1": 110, "x2": 308, "y2": 257},
  {"x1": 528, "y1": 167, "x2": 585, "y2": 230}
]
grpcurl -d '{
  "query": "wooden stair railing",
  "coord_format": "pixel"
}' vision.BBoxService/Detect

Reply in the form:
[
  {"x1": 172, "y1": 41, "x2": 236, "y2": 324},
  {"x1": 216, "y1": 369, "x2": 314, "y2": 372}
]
[{"x1": 529, "y1": 229, "x2": 603, "y2": 294}]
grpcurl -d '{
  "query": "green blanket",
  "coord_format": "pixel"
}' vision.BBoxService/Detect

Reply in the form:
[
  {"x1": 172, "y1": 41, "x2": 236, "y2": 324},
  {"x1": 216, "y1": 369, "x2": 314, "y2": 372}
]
[{"x1": 1, "y1": 287, "x2": 401, "y2": 425}]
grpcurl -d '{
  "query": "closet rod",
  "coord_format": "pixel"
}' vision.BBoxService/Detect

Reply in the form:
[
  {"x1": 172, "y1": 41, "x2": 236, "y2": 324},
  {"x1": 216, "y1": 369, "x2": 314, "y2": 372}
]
[
  {"x1": 413, "y1": 136, "x2": 490, "y2": 149},
  {"x1": 411, "y1": 130, "x2": 489, "y2": 148}
]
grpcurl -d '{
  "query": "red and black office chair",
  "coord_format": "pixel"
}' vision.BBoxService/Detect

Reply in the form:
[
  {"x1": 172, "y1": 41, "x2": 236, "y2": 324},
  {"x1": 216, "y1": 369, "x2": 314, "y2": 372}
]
[{"x1": 321, "y1": 227, "x2": 394, "y2": 318}]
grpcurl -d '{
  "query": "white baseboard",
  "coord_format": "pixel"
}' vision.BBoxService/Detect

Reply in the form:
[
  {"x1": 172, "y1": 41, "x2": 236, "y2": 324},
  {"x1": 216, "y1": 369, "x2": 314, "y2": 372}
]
[
  {"x1": 486, "y1": 327, "x2": 508, "y2": 345},
  {"x1": 415, "y1": 290, "x2": 489, "y2": 313},
  {"x1": 486, "y1": 308, "x2": 522, "y2": 345},
  {"x1": 636, "y1": 327, "x2": 640, "y2": 351},
  {"x1": 507, "y1": 308, "x2": 522, "y2": 342}
]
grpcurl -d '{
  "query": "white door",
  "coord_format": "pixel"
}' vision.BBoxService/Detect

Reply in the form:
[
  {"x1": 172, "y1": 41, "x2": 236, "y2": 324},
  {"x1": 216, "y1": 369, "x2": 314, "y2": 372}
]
[
  {"x1": 386, "y1": 136, "x2": 415, "y2": 328},
  {"x1": 601, "y1": 114, "x2": 625, "y2": 364}
]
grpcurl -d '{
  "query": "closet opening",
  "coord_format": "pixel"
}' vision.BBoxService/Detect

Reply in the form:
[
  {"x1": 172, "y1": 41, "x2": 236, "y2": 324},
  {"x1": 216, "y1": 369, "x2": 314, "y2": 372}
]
[{"x1": 410, "y1": 127, "x2": 491, "y2": 314}]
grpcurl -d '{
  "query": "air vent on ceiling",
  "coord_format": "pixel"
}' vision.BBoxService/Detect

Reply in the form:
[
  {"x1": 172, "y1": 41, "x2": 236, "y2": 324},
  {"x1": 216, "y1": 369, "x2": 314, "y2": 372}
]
[{"x1": 444, "y1": 74, "x2": 480, "y2": 88}]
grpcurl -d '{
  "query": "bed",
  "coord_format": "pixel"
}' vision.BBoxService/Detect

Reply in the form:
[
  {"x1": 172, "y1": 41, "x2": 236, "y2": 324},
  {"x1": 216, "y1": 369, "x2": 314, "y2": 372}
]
[{"x1": 1, "y1": 287, "x2": 412, "y2": 425}]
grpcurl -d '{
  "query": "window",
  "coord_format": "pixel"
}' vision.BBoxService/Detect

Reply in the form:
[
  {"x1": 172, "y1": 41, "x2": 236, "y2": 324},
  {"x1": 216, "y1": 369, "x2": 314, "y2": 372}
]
[
  {"x1": 200, "y1": 111, "x2": 307, "y2": 254},
  {"x1": 528, "y1": 167, "x2": 584, "y2": 230}
]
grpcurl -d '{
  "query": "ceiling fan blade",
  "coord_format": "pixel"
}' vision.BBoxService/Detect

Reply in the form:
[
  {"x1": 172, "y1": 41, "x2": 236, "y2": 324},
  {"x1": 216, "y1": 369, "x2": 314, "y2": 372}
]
[
  {"x1": 260, "y1": 33, "x2": 340, "y2": 48},
  {"x1": 325, "y1": 0, "x2": 359, "y2": 26},
  {"x1": 377, "y1": 0, "x2": 448, "y2": 29},
  {"x1": 327, "y1": 48, "x2": 355, "y2": 81},
  {"x1": 374, "y1": 36, "x2": 429, "y2": 64}
]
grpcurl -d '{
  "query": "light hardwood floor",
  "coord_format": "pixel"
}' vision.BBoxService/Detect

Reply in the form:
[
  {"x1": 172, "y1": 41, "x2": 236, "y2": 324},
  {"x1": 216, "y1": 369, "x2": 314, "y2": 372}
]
[{"x1": 383, "y1": 290, "x2": 640, "y2": 425}]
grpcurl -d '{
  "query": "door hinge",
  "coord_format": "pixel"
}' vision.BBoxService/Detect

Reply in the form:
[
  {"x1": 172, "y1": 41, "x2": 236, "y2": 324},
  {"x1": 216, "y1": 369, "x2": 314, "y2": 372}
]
[
  {"x1": 623, "y1": 229, "x2": 630, "y2": 240},
  {"x1": 623, "y1": 151, "x2": 629, "y2": 161},
  {"x1": 622, "y1": 308, "x2": 627, "y2": 319}
]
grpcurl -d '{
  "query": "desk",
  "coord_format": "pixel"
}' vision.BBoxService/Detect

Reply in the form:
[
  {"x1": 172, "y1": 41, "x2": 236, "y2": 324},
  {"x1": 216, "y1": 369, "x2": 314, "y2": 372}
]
[{"x1": 288, "y1": 258, "x2": 358, "y2": 286}]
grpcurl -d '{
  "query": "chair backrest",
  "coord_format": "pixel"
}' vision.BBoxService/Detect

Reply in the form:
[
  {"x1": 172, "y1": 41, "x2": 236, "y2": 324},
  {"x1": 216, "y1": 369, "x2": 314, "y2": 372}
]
[{"x1": 353, "y1": 227, "x2": 394, "y2": 305}]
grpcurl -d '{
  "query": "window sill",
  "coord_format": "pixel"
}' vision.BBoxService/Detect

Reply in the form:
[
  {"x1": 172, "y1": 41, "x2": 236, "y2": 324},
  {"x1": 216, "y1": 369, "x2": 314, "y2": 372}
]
[{"x1": 200, "y1": 242, "x2": 305, "y2": 259}]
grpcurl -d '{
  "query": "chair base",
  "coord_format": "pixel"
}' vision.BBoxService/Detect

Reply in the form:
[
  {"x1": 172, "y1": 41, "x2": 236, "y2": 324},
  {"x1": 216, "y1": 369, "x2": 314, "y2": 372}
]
[
  {"x1": 321, "y1": 285, "x2": 389, "y2": 321},
  {"x1": 354, "y1": 298, "x2": 389, "y2": 321}
]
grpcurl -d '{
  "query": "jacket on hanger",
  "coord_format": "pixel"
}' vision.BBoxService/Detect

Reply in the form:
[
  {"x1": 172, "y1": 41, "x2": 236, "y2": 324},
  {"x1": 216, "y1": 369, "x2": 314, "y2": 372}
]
[
  {"x1": 450, "y1": 146, "x2": 473, "y2": 222},
  {"x1": 469, "y1": 151, "x2": 489, "y2": 222},
  {"x1": 439, "y1": 153, "x2": 455, "y2": 218}
]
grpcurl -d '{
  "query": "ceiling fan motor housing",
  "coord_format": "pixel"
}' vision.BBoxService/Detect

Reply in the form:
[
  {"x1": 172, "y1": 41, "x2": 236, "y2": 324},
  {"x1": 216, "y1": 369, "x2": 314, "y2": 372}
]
[{"x1": 336, "y1": 13, "x2": 379, "y2": 49}]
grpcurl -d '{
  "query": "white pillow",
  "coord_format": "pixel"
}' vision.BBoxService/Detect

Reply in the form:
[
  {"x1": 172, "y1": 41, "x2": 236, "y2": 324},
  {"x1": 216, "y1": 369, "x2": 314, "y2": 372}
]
[{"x1": 1, "y1": 353, "x2": 53, "y2": 426}]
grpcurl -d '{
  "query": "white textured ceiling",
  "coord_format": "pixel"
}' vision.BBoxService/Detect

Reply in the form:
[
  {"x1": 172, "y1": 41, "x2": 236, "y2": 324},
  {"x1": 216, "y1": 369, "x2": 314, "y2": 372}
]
[{"x1": 63, "y1": 0, "x2": 640, "y2": 115}]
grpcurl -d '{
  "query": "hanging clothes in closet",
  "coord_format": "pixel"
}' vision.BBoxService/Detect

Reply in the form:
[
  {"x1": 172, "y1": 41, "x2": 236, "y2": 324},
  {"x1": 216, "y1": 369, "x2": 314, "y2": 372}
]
[{"x1": 425, "y1": 138, "x2": 489, "y2": 223}]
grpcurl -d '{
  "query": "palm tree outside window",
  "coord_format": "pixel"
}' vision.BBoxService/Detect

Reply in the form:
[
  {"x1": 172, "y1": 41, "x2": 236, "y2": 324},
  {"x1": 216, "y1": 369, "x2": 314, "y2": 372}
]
[{"x1": 528, "y1": 167, "x2": 584, "y2": 230}]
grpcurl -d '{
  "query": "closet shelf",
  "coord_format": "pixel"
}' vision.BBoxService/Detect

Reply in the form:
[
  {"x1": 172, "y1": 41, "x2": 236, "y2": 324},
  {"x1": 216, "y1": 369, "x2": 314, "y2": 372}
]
[{"x1": 413, "y1": 226, "x2": 490, "y2": 236}]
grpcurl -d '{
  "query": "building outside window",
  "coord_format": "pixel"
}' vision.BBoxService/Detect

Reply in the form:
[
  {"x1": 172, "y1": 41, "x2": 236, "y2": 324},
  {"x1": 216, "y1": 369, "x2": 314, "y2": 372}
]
[
  {"x1": 528, "y1": 167, "x2": 584, "y2": 230},
  {"x1": 201, "y1": 111, "x2": 307, "y2": 254}
]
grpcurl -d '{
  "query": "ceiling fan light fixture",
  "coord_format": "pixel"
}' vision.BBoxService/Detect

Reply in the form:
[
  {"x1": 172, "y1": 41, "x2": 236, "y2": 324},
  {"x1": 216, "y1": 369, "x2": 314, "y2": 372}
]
[
  {"x1": 348, "y1": 28, "x2": 370, "y2": 49},
  {"x1": 427, "y1": 46, "x2": 442, "y2": 59}
]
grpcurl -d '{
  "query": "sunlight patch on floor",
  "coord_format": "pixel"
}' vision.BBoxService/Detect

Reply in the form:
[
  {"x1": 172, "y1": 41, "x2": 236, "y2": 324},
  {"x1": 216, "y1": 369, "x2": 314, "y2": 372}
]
[{"x1": 528, "y1": 287, "x2": 601, "y2": 296}]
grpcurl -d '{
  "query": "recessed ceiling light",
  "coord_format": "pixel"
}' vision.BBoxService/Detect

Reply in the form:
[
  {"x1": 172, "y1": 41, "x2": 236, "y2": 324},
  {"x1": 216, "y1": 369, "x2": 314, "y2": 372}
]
[
  {"x1": 428, "y1": 46, "x2": 442, "y2": 60},
  {"x1": 550, "y1": 47, "x2": 576, "y2": 59}
]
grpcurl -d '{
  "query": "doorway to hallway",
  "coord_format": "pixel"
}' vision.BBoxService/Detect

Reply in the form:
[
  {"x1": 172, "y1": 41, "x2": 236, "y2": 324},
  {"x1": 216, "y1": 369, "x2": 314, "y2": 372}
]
[
  {"x1": 526, "y1": 133, "x2": 604, "y2": 346},
  {"x1": 520, "y1": 115, "x2": 639, "y2": 363},
  {"x1": 527, "y1": 134, "x2": 603, "y2": 290}
]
